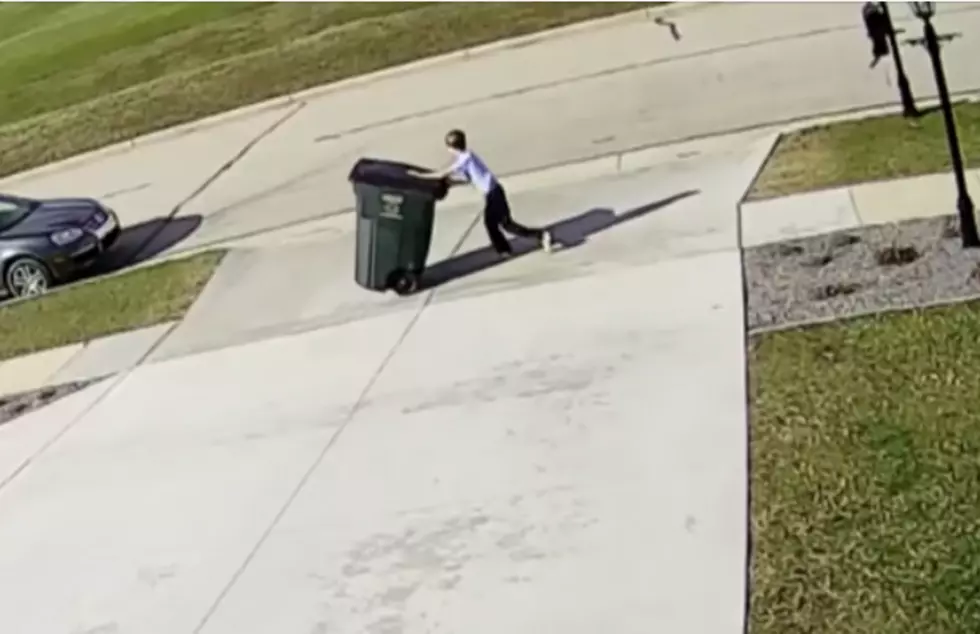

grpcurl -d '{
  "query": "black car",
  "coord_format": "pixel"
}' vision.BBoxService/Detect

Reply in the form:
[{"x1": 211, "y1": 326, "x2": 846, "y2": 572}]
[{"x1": 0, "y1": 193, "x2": 121, "y2": 298}]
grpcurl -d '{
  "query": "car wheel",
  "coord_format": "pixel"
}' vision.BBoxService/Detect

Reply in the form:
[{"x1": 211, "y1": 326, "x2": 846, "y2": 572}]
[{"x1": 5, "y1": 257, "x2": 53, "y2": 298}]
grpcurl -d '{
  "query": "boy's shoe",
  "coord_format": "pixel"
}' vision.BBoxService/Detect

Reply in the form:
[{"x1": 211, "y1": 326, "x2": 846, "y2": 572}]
[{"x1": 541, "y1": 231, "x2": 554, "y2": 253}]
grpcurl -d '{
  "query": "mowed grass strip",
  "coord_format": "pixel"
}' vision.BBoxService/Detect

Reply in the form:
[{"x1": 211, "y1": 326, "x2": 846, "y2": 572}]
[
  {"x1": 0, "y1": 2, "x2": 652, "y2": 178},
  {"x1": 748, "y1": 101, "x2": 980, "y2": 199},
  {"x1": 749, "y1": 304, "x2": 980, "y2": 634},
  {"x1": 0, "y1": 250, "x2": 224, "y2": 361}
]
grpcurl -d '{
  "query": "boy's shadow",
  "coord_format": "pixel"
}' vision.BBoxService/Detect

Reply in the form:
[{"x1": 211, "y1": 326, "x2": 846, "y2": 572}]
[{"x1": 419, "y1": 189, "x2": 699, "y2": 291}]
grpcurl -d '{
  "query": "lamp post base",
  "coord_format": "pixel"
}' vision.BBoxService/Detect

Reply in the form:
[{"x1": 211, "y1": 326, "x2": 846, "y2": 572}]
[
  {"x1": 897, "y1": 75, "x2": 920, "y2": 118},
  {"x1": 958, "y1": 194, "x2": 980, "y2": 248}
]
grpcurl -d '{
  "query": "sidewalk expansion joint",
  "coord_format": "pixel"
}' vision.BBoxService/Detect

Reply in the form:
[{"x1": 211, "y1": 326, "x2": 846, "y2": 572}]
[
  {"x1": 0, "y1": 322, "x2": 179, "y2": 500},
  {"x1": 188, "y1": 213, "x2": 482, "y2": 633},
  {"x1": 124, "y1": 101, "x2": 307, "y2": 267}
]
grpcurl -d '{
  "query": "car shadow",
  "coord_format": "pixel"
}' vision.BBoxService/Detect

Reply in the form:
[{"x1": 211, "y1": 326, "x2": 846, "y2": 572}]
[
  {"x1": 419, "y1": 189, "x2": 699, "y2": 291},
  {"x1": 94, "y1": 214, "x2": 203, "y2": 274}
]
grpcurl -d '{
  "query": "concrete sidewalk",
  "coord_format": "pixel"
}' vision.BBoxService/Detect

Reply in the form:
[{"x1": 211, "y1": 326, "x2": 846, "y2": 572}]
[
  {"x1": 0, "y1": 126, "x2": 766, "y2": 634},
  {"x1": 0, "y1": 322, "x2": 176, "y2": 399},
  {"x1": 741, "y1": 168, "x2": 980, "y2": 246}
]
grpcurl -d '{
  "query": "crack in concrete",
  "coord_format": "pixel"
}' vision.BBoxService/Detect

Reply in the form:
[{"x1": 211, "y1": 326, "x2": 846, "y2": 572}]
[
  {"x1": 0, "y1": 320, "x2": 179, "y2": 499},
  {"x1": 121, "y1": 101, "x2": 307, "y2": 267},
  {"x1": 301, "y1": 14, "x2": 980, "y2": 143},
  {"x1": 190, "y1": 212, "x2": 482, "y2": 634},
  {"x1": 0, "y1": 105, "x2": 308, "y2": 500}
]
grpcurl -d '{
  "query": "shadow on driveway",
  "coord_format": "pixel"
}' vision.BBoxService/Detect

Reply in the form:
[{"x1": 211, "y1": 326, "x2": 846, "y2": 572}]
[
  {"x1": 0, "y1": 214, "x2": 204, "y2": 303},
  {"x1": 420, "y1": 189, "x2": 699, "y2": 291},
  {"x1": 96, "y1": 214, "x2": 203, "y2": 274}
]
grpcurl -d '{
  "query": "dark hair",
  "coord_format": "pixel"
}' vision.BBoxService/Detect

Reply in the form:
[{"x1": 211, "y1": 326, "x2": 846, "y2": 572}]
[{"x1": 445, "y1": 129, "x2": 467, "y2": 151}]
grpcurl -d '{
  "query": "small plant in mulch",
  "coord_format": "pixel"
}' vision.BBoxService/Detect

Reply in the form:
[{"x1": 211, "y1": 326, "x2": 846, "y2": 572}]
[
  {"x1": 943, "y1": 219, "x2": 962, "y2": 240},
  {"x1": 812, "y1": 281, "x2": 862, "y2": 301},
  {"x1": 876, "y1": 244, "x2": 921, "y2": 267},
  {"x1": 969, "y1": 263, "x2": 980, "y2": 283},
  {"x1": 831, "y1": 233, "x2": 861, "y2": 249},
  {"x1": 776, "y1": 244, "x2": 805, "y2": 258},
  {"x1": 804, "y1": 253, "x2": 834, "y2": 268}
]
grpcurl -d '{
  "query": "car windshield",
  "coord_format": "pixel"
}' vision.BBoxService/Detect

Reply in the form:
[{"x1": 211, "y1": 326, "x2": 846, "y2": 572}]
[{"x1": 0, "y1": 195, "x2": 35, "y2": 232}]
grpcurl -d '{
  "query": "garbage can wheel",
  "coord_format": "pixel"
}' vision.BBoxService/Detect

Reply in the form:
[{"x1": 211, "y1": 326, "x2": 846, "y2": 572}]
[{"x1": 389, "y1": 269, "x2": 419, "y2": 296}]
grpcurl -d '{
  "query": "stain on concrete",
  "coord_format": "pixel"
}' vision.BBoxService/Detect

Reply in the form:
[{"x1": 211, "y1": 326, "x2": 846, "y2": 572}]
[
  {"x1": 102, "y1": 182, "x2": 152, "y2": 199},
  {"x1": 137, "y1": 564, "x2": 178, "y2": 588},
  {"x1": 0, "y1": 378, "x2": 102, "y2": 427},
  {"x1": 313, "y1": 487, "x2": 598, "y2": 628},
  {"x1": 366, "y1": 614, "x2": 404, "y2": 634},
  {"x1": 309, "y1": 622, "x2": 330, "y2": 634},
  {"x1": 398, "y1": 350, "x2": 622, "y2": 416},
  {"x1": 75, "y1": 622, "x2": 119, "y2": 634},
  {"x1": 685, "y1": 515, "x2": 697, "y2": 533}
]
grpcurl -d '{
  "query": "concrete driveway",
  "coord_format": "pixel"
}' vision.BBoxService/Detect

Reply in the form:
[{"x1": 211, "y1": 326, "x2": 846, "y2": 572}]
[{"x1": 0, "y1": 125, "x2": 764, "y2": 632}]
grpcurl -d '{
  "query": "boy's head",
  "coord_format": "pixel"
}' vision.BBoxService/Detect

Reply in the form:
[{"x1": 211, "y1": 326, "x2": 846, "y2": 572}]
[{"x1": 445, "y1": 129, "x2": 467, "y2": 154}]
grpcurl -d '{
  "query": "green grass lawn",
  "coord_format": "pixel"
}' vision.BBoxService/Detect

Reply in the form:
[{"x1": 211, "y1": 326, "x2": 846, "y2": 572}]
[
  {"x1": 0, "y1": 1, "x2": 651, "y2": 178},
  {"x1": 0, "y1": 250, "x2": 223, "y2": 361},
  {"x1": 749, "y1": 101, "x2": 980, "y2": 200},
  {"x1": 750, "y1": 303, "x2": 980, "y2": 634}
]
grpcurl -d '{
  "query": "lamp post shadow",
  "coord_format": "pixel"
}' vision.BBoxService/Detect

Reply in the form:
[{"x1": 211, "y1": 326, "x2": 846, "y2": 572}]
[{"x1": 419, "y1": 189, "x2": 700, "y2": 291}]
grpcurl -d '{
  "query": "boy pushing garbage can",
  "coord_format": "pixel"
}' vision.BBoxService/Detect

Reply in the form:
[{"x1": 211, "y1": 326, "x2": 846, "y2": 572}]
[{"x1": 410, "y1": 129, "x2": 554, "y2": 258}]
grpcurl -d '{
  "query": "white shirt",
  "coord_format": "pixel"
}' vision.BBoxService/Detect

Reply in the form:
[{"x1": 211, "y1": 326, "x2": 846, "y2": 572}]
[{"x1": 449, "y1": 150, "x2": 498, "y2": 195}]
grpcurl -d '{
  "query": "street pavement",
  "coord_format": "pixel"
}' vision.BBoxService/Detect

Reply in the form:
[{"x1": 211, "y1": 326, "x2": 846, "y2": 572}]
[
  {"x1": 2, "y1": 2, "x2": 979, "y2": 258},
  {"x1": 172, "y1": 0, "x2": 980, "y2": 245},
  {"x1": 0, "y1": 1, "x2": 972, "y2": 631}
]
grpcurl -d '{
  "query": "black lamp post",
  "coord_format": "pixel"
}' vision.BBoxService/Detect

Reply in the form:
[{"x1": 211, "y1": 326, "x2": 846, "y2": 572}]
[
  {"x1": 909, "y1": 1, "x2": 979, "y2": 248},
  {"x1": 880, "y1": 3, "x2": 920, "y2": 118}
]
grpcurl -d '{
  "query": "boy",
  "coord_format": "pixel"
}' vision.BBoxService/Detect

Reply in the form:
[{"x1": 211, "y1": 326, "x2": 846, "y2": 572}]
[{"x1": 411, "y1": 129, "x2": 553, "y2": 257}]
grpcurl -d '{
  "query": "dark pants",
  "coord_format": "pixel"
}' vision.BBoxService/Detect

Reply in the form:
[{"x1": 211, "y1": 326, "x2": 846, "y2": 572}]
[{"x1": 483, "y1": 184, "x2": 543, "y2": 254}]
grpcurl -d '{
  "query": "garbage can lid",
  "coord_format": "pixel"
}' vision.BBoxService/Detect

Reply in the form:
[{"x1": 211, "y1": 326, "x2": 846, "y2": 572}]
[{"x1": 349, "y1": 157, "x2": 444, "y2": 196}]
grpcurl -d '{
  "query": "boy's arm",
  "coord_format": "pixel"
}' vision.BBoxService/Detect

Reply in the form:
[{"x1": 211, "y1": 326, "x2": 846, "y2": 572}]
[
  {"x1": 409, "y1": 167, "x2": 452, "y2": 180},
  {"x1": 410, "y1": 154, "x2": 464, "y2": 180}
]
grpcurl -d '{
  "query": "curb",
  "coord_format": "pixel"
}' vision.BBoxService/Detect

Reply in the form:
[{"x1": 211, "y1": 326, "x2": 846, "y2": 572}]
[
  {"x1": 0, "y1": 320, "x2": 178, "y2": 401},
  {"x1": 747, "y1": 282, "x2": 980, "y2": 338},
  {"x1": 737, "y1": 90, "x2": 980, "y2": 227},
  {"x1": 0, "y1": 98, "x2": 300, "y2": 188},
  {"x1": 0, "y1": 5, "x2": 681, "y2": 187}
]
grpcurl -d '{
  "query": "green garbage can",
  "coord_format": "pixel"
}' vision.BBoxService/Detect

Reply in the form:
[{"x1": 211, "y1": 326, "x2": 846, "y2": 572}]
[{"x1": 348, "y1": 158, "x2": 448, "y2": 295}]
